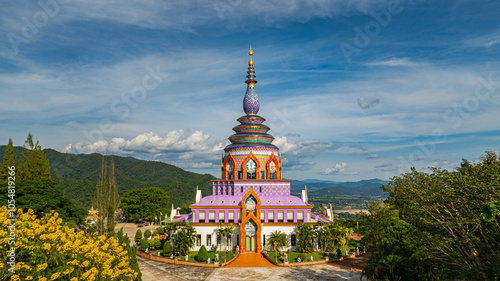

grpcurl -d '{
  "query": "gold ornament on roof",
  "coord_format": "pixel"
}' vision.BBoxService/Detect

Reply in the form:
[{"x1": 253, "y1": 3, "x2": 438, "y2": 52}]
[{"x1": 248, "y1": 44, "x2": 253, "y2": 56}]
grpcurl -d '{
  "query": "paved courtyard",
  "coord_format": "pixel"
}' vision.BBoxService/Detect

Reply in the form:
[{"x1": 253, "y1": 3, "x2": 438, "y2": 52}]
[
  {"x1": 117, "y1": 223, "x2": 367, "y2": 281},
  {"x1": 138, "y1": 256, "x2": 366, "y2": 281}
]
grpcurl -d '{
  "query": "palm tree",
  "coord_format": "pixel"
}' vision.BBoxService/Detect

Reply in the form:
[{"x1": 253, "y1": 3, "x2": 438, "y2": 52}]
[
  {"x1": 267, "y1": 231, "x2": 289, "y2": 253},
  {"x1": 296, "y1": 223, "x2": 314, "y2": 253},
  {"x1": 165, "y1": 222, "x2": 180, "y2": 252},
  {"x1": 315, "y1": 221, "x2": 335, "y2": 253},
  {"x1": 173, "y1": 222, "x2": 197, "y2": 256}
]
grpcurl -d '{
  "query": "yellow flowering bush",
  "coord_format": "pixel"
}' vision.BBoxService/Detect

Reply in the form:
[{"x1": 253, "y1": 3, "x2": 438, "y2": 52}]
[{"x1": 0, "y1": 206, "x2": 139, "y2": 280}]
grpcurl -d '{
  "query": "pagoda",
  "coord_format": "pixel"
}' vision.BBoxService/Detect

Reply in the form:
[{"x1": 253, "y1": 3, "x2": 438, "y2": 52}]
[{"x1": 175, "y1": 46, "x2": 334, "y2": 253}]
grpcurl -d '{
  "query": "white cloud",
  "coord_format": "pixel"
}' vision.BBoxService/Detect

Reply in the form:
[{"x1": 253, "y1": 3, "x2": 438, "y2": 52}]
[
  {"x1": 63, "y1": 130, "x2": 211, "y2": 154},
  {"x1": 321, "y1": 162, "x2": 347, "y2": 175},
  {"x1": 463, "y1": 30, "x2": 500, "y2": 48},
  {"x1": 366, "y1": 153, "x2": 380, "y2": 159},
  {"x1": 357, "y1": 97, "x2": 380, "y2": 109},
  {"x1": 366, "y1": 58, "x2": 421, "y2": 67}
]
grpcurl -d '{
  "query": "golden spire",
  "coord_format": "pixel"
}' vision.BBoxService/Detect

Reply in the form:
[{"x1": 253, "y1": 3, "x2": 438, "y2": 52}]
[{"x1": 248, "y1": 44, "x2": 253, "y2": 56}]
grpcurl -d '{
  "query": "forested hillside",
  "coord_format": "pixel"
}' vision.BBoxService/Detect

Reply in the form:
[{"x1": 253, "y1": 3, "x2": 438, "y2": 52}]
[{"x1": 0, "y1": 146, "x2": 216, "y2": 209}]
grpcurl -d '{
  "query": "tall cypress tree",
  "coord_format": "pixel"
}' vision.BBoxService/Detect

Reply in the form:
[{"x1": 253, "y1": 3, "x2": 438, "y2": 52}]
[
  {"x1": 0, "y1": 138, "x2": 16, "y2": 181},
  {"x1": 107, "y1": 156, "x2": 117, "y2": 234},
  {"x1": 18, "y1": 133, "x2": 51, "y2": 181}
]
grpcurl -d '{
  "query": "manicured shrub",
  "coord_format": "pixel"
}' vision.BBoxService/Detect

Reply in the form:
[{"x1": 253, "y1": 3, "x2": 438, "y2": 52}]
[
  {"x1": 141, "y1": 239, "x2": 149, "y2": 250},
  {"x1": 135, "y1": 229, "x2": 142, "y2": 241},
  {"x1": 144, "y1": 229, "x2": 152, "y2": 239},
  {"x1": 158, "y1": 227, "x2": 165, "y2": 235},
  {"x1": 163, "y1": 241, "x2": 172, "y2": 256},
  {"x1": 196, "y1": 245, "x2": 209, "y2": 262},
  {"x1": 152, "y1": 238, "x2": 162, "y2": 250}
]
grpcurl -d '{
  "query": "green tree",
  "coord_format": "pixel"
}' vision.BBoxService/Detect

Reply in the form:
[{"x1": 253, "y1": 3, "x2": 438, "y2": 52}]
[
  {"x1": 18, "y1": 133, "x2": 51, "y2": 181},
  {"x1": 144, "y1": 229, "x2": 152, "y2": 239},
  {"x1": 0, "y1": 180, "x2": 86, "y2": 224},
  {"x1": 0, "y1": 138, "x2": 16, "y2": 181},
  {"x1": 119, "y1": 186, "x2": 170, "y2": 221},
  {"x1": 152, "y1": 238, "x2": 162, "y2": 250},
  {"x1": 362, "y1": 151, "x2": 500, "y2": 281},
  {"x1": 173, "y1": 222, "x2": 197, "y2": 256},
  {"x1": 267, "y1": 230, "x2": 289, "y2": 253},
  {"x1": 216, "y1": 222, "x2": 236, "y2": 262},
  {"x1": 315, "y1": 221, "x2": 335, "y2": 253},
  {"x1": 296, "y1": 223, "x2": 314, "y2": 253}
]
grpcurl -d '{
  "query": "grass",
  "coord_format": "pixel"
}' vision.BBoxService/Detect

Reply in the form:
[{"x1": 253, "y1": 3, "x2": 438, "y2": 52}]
[
  {"x1": 266, "y1": 251, "x2": 324, "y2": 263},
  {"x1": 156, "y1": 250, "x2": 236, "y2": 263},
  {"x1": 265, "y1": 244, "x2": 362, "y2": 263}
]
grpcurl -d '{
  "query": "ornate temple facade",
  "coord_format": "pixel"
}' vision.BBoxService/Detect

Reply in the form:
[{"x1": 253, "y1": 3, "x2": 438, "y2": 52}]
[{"x1": 175, "y1": 46, "x2": 333, "y2": 253}]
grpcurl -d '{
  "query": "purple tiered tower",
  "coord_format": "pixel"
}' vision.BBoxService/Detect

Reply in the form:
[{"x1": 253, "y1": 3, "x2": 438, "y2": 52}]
[{"x1": 176, "y1": 46, "x2": 333, "y2": 253}]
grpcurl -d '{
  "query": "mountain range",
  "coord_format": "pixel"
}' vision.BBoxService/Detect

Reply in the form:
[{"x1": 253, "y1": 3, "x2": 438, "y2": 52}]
[
  {"x1": 291, "y1": 178, "x2": 389, "y2": 197},
  {"x1": 0, "y1": 145, "x2": 388, "y2": 210}
]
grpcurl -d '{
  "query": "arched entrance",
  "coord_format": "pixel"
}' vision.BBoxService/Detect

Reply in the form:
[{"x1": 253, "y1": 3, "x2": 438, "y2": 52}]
[{"x1": 240, "y1": 190, "x2": 262, "y2": 253}]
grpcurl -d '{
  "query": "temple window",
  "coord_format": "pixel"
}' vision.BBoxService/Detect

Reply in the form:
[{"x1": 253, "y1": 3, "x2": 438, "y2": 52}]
[
  {"x1": 218, "y1": 211, "x2": 225, "y2": 222},
  {"x1": 196, "y1": 235, "x2": 201, "y2": 246},
  {"x1": 277, "y1": 211, "x2": 284, "y2": 223},
  {"x1": 260, "y1": 171, "x2": 266, "y2": 179},
  {"x1": 259, "y1": 186, "x2": 262, "y2": 193},
  {"x1": 269, "y1": 162, "x2": 276, "y2": 179},
  {"x1": 246, "y1": 159, "x2": 256, "y2": 179},
  {"x1": 227, "y1": 161, "x2": 234, "y2": 180},
  {"x1": 260, "y1": 211, "x2": 265, "y2": 220},
  {"x1": 268, "y1": 211, "x2": 274, "y2": 221},
  {"x1": 206, "y1": 234, "x2": 211, "y2": 246},
  {"x1": 199, "y1": 211, "x2": 206, "y2": 222},
  {"x1": 238, "y1": 171, "x2": 243, "y2": 179},
  {"x1": 228, "y1": 211, "x2": 234, "y2": 221},
  {"x1": 287, "y1": 211, "x2": 293, "y2": 222},
  {"x1": 209, "y1": 211, "x2": 215, "y2": 223},
  {"x1": 291, "y1": 234, "x2": 297, "y2": 246},
  {"x1": 297, "y1": 211, "x2": 304, "y2": 223}
]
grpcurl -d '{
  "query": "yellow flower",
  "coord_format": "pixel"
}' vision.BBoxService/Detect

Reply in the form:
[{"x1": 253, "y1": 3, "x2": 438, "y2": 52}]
[
  {"x1": 50, "y1": 272, "x2": 61, "y2": 280},
  {"x1": 9, "y1": 275, "x2": 20, "y2": 281},
  {"x1": 37, "y1": 263, "x2": 48, "y2": 270},
  {"x1": 43, "y1": 242, "x2": 51, "y2": 251},
  {"x1": 26, "y1": 277, "x2": 34, "y2": 280},
  {"x1": 40, "y1": 278, "x2": 47, "y2": 281}
]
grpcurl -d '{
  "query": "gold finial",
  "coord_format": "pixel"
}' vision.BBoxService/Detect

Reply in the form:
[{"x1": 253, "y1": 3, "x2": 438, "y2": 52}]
[
  {"x1": 249, "y1": 57, "x2": 253, "y2": 67},
  {"x1": 248, "y1": 44, "x2": 253, "y2": 56}
]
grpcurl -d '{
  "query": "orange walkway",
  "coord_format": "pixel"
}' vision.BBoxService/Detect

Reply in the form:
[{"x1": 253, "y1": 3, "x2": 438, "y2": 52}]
[{"x1": 225, "y1": 252, "x2": 277, "y2": 267}]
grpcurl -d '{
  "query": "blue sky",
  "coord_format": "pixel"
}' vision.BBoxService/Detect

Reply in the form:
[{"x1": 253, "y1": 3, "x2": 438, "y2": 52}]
[{"x1": 1, "y1": 0, "x2": 500, "y2": 181}]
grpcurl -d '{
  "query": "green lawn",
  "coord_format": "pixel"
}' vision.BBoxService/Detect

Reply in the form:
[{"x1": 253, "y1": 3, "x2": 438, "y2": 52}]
[
  {"x1": 266, "y1": 251, "x2": 324, "y2": 263},
  {"x1": 155, "y1": 250, "x2": 235, "y2": 263},
  {"x1": 265, "y1": 244, "x2": 359, "y2": 263}
]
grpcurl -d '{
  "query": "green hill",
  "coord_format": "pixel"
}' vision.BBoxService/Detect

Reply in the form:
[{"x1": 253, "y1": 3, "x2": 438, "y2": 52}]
[{"x1": 0, "y1": 146, "x2": 216, "y2": 210}]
